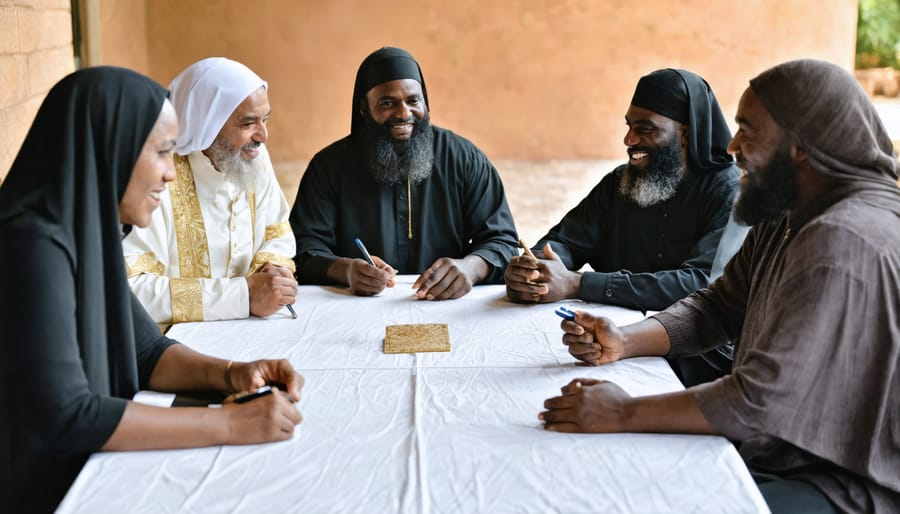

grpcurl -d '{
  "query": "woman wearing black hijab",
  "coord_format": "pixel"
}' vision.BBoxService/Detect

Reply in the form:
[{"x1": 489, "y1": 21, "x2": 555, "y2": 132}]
[{"x1": 0, "y1": 67, "x2": 304, "y2": 512}]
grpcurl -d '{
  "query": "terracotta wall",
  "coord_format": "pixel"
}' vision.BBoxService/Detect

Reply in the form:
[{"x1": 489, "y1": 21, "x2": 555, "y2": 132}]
[
  {"x1": 97, "y1": 0, "x2": 858, "y2": 166},
  {"x1": 0, "y1": 0, "x2": 74, "y2": 183}
]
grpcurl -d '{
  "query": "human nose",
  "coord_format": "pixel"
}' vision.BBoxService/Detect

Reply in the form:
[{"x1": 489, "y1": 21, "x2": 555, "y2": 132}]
[
  {"x1": 623, "y1": 128, "x2": 639, "y2": 147},
  {"x1": 396, "y1": 102, "x2": 412, "y2": 121},
  {"x1": 726, "y1": 133, "x2": 739, "y2": 156},
  {"x1": 163, "y1": 157, "x2": 176, "y2": 183},
  {"x1": 254, "y1": 122, "x2": 268, "y2": 144}
]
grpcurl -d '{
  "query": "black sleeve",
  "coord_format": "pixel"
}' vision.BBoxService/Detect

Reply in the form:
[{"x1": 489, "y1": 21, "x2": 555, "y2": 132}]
[
  {"x1": 580, "y1": 172, "x2": 738, "y2": 311},
  {"x1": 536, "y1": 173, "x2": 616, "y2": 271},
  {"x1": 290, "y1": 152, "x2": 341, "y2": 284},
  {"x1": 0, "y1": 228, "x2": 126, "y2": 457},
  {"x1": 460, "y1": 146, "x2": 519, "y2": 283},
  {"x1": 130, "y1": 292, "x2": 178, "y2": 388}
]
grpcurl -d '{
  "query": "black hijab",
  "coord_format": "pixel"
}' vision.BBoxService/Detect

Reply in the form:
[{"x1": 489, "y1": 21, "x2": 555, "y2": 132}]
[
  {"x1": 0, "y1": 67, "x2": 167, "y2": 508},
  {"x1": 350, "y1": 47, "x2": 429, "y2": 138},
  {"x1": 0, "y1": 66, "x2": 166, "y2": 390},
  {"x1": 630, "y1": 68, "x2": 734, "y2": 173}
]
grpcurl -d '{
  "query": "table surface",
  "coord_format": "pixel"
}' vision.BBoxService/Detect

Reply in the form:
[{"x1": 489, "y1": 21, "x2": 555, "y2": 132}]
[{"x1": 58, "y1": 276, "x2": 768, "y2": 514}]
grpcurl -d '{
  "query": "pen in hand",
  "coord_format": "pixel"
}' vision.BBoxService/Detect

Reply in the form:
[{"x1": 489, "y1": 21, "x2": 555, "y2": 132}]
[
  {"x1": 285, "y1": 304, "x2": 297, "y2": 319},
  {"x1": 234, "y1": 385, "x2": 274, "y2": 404},
  {"x1": 518, "y1": 238, "x2": 537, "y2": 259},
  {"x1": 354, "y1": 238, "x2": 376, "y2": 267}
]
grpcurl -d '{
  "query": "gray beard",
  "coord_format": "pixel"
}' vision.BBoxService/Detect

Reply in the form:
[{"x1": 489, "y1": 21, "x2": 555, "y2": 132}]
[
  {"x1": 618, "y1": 169, "x2": 681, "y2": 207},
  {"x1": 362, "y1": 115, "x2": 434, "y2": 186},
  {"x1": 619, "y1": 141, "x2": 684, "y2": 207},
  {"x1": 205, "y1": 134, "x2": 259, "y2": 192}
]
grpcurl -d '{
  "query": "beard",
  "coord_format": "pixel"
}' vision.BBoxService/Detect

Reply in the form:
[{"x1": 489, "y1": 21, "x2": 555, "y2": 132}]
[
  {"x1": 361, "y1": 113, "x2": 434, "y2": 185},
  {"x1": 733, "y1": 143, "x2": 798, "y2": 226},
  {"x1": 619, "y1": 136, "x2": 685, "y2": 207},
  {"x1": 205, "y1": 134, "x2": 260, "y2": 192}
]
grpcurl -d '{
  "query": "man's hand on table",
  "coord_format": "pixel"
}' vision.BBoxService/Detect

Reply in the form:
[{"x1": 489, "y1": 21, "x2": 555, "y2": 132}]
[
  {"x1": 505, "y1": 243, "x2": 580, "y2": 303},
  {"x1": 539, "y1": 378, "x2": 632, "y2": 433},
  {"x1": 248, "y1": 262, "x2": 298, "y2": 317},
  {"x1": 413, "y1": 255, "x2": 488, "y2": 300},
  {"x1": 562, "y1": 311, "x2": 627, "y2": 366},
  {"x1": 347, "y1": 256, "x2": 396, "y2": 296}
]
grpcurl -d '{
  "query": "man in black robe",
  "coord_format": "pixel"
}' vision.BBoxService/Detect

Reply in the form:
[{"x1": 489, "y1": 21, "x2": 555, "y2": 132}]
[
  {"x1": 291, "y1": 47, "x2": 518, "y2": 300},
  {"x1": 506, "y1": 69, "x2": 740, "y2": 385}
]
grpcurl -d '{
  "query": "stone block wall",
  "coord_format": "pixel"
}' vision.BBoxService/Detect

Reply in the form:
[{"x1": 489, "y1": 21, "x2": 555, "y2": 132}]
[{"x1": 0, "y1": 0, "x2": 74, "y2": 183}]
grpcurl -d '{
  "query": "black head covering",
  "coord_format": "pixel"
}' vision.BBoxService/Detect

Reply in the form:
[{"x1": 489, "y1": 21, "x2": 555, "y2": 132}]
[
  {"x1": 630, "y1": 69, "x2": 734, "y2": 173},
  {"x1": 351, "y1": 47, "x2": 429, "y2": 137},
  {"x1": 0, "y1": 64, "x2": 166, "y2": 391},
  {"x1": 0, "y1": 67, "x2": 167, "y2": 507}
]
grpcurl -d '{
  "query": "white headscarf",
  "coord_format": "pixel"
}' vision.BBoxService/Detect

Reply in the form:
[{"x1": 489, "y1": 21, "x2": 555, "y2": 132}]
[{"x1": 168, "y1": 57, "x2": 267, "y2": 156}]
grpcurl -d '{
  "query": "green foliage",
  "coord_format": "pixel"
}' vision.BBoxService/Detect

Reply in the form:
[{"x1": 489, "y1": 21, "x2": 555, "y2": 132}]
[{"x1": 857, "y1": 0, "x2": 900, "y2": 68}]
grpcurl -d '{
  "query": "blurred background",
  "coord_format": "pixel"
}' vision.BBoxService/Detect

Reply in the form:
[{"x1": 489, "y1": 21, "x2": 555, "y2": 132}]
[{"x1": 2, "y1": 0, "x2": 898, "y2": 243}]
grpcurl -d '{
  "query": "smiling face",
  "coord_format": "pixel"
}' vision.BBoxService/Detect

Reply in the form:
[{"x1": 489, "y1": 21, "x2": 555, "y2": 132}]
[
  {"x1": 623, "y1": 105, "x2": 686, "y2": 174},
  {"x1": 728, "y1": 87, "x2": 799, "y2": 225},
  {"x1": 364, "y1": 79, "x2": 427, "y2": 141},
  {"x1": 208, "y1": 86, "x2": 270, "y2": 165},
  {"x1": 119, "y1": 99, "x2": 178, "y2": 227}
]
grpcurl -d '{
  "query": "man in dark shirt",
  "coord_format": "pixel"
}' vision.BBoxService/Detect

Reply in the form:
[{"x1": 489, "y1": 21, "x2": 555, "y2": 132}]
[
  {"x1": 506, "y1": 69, "x2": 740, "y2": 385},
  {"x1": 506, "y1": 68, "x2": 739, "y2": 312},
  {"x1": 291, "y1": 47, "x2": 518, "y2": 301},
  {"x1": 541, "y1": 59, "x2": 900, "y2": 514}
]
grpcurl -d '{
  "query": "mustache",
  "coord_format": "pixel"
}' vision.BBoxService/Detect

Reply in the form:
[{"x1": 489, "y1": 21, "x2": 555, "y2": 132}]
[
  {"x1": 386, "y1": 117, "x2": 418, "y2": 127},
  {"x1": 242, "y1": 141, "x2": 262, "y2": 151}
]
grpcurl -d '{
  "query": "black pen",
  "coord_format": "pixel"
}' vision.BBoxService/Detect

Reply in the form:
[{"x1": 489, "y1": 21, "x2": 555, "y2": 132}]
[
  {"x1": 286, "y1": 304, "x2": 297, "y2": 319},
  {"x1": 234, "y1": 385, "x2": 273, "y2": 404}
]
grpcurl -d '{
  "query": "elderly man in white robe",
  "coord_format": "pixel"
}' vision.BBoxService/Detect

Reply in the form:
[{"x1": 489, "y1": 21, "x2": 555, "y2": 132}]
[{"x1": 123, "y1": 57, "x2": 297, "y2": 325}]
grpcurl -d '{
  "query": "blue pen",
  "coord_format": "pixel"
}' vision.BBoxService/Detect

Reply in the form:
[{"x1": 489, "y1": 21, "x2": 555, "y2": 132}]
[
  {"x1": 554, "y1": 306, "x2": 576, "y2": 320},
  {"x1": 354, "y1": 238, "x2": 376, "y2": 267}
]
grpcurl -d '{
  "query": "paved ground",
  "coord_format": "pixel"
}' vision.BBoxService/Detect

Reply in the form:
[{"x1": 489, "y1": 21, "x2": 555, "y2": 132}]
[{"x1": 276, "y1": 98, "x2": 900, "y2": 247}]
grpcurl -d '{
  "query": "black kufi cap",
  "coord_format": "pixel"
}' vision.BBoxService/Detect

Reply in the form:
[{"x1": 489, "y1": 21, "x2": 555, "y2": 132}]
[{"x1": 351, "y1": 47, "x2": 429, "y2": 137}]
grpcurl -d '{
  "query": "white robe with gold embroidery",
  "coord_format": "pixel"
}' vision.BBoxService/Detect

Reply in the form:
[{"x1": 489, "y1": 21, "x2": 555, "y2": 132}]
[{"x1": 123, "y1": 144, "x2": 295, "y2": 323}]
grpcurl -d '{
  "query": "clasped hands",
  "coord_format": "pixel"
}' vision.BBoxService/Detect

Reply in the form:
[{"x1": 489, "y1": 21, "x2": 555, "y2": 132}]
[{"x1": 505, "y1": 243, "x2": 581, "y2": 303}]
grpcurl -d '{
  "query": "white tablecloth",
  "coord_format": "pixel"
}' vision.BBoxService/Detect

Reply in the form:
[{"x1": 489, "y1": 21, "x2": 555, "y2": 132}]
[{"x1": 58, "y1": 276, "x2": 768, "y2": 513}]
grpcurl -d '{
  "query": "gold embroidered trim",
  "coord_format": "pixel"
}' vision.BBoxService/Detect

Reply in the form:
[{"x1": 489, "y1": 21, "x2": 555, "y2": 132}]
[
  {"x1": 248, "y1": 252, "x2": 296, "y2": 275},
  {"x1": 170, "y1": 277, "x2": 203, "y2": 323},
  {"x1": 248, "y1": 191, "x2": 257, "y2": 244},
  {"x1": 169, "y1": 154, "x2": 211, "y2": 278},
  {"x1": 126, "y1": 252, "x2": 165, "y2": 278},
  {"x1": 264, "y1": 221, "x2": 291, "y2": 241}
]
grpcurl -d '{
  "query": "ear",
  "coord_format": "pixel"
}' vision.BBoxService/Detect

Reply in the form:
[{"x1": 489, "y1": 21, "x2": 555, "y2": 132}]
[
  {"x1": 790, "y1": 144, "x2": 808, "y2": 164},
  {"x1": 358, "y1": 98, "x2": 369, "y2": 118}
]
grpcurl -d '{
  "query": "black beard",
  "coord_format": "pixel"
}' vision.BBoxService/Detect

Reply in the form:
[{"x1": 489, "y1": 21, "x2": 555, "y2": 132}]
[
  {"x1": 361, "y1": 113, "x2": 434, "y2": 185},
  {"x1": 733, "y1": 144, "x2": 798, "y2": 226},
  {"x1": 619, "y1": 137, "x2": 684, "y2": 207}
]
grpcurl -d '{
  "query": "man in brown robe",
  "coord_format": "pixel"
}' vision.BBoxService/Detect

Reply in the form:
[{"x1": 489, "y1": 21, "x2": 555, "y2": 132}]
[{"x1": 540, "y1": 59, "x2": 900, "y2": 513}]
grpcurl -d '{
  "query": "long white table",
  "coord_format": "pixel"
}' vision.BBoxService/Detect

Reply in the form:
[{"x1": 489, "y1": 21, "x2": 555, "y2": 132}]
[{"x1": 58, "y1": 276, "x2": 768, "y2": 513}]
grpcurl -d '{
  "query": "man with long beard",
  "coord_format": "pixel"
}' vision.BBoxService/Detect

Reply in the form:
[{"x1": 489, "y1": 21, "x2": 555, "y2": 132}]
[
  {"x1": 123, "y1": 58, "x2": 298, "y2": 324},
  {"x1": 291, "y1": 47, "x2": 518, "y2": 300},
  {"x1": 541, "y1": 60, "x2": 900, "y2": 513},
  {"x1": 506, "y1": 69, "x2": 741, "y2": 385}
]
